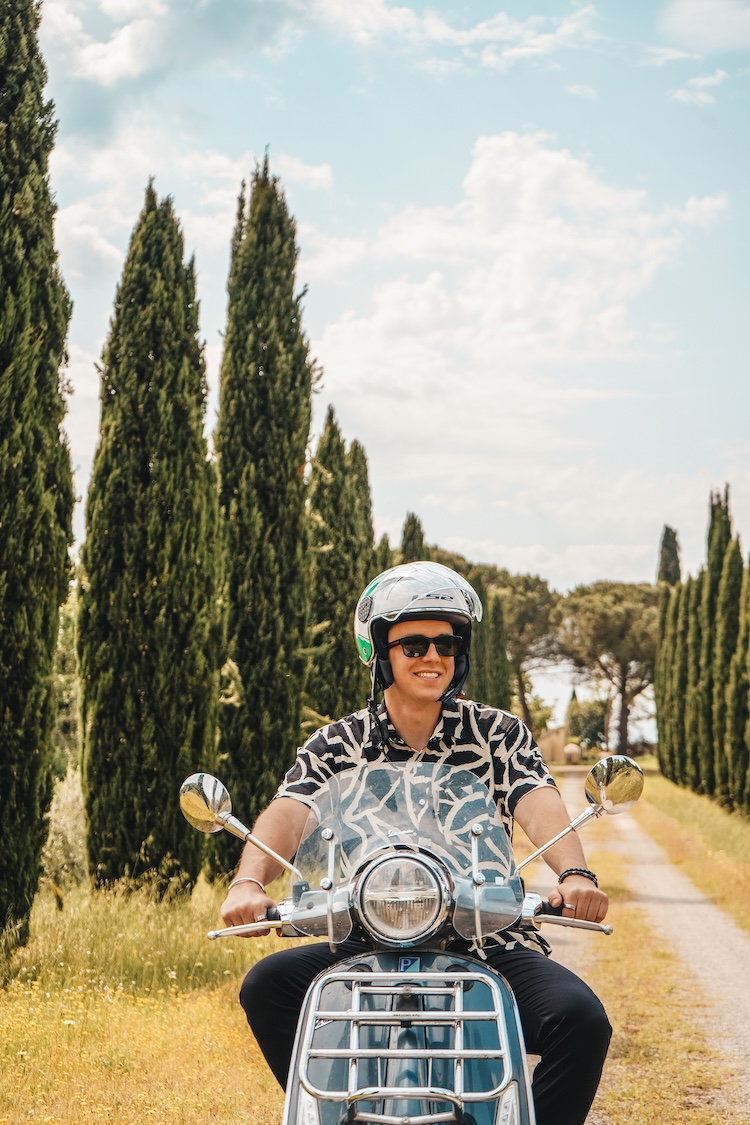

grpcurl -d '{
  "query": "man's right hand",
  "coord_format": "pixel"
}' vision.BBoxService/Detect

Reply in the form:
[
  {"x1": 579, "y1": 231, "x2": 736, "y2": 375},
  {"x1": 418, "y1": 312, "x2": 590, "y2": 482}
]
[{"x1": 220, "y1": 882, "x2": 276, "y2": 937}]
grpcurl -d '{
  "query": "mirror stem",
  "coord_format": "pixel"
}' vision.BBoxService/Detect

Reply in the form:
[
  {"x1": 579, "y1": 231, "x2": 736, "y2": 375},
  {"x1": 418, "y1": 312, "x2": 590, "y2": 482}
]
[
  {"x1": 218, "y1": 812, "x2": 304, "y2": 882},
  {"x1": 516, "y1": 806, "x2": 600, "y2": 873}
]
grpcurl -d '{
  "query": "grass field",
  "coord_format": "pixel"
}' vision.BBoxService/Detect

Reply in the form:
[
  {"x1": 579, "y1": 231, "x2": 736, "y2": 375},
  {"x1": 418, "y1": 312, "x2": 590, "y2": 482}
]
[{"x1": 3, "y1": 768, "x2": 750, "y2": 1123}]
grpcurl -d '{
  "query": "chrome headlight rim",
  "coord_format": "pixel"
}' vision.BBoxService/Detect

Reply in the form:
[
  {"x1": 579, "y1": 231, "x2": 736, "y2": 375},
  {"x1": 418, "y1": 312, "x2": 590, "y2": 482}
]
[{"x1": 354, "y1": 852, "x2": 451, "y2": 947}]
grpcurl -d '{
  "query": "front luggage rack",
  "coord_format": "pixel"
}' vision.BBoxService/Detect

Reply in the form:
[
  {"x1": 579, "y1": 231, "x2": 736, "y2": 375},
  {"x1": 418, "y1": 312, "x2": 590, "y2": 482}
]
[{"x1": 297, "y1": 968, "x2": 513, "y2": 1125}]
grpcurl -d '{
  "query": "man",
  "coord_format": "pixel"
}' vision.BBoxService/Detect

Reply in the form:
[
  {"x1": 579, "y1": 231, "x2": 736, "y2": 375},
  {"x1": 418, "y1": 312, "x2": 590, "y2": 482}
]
[{"x1": 221, "y1": 561, "x2": 610, "y2": 1125}]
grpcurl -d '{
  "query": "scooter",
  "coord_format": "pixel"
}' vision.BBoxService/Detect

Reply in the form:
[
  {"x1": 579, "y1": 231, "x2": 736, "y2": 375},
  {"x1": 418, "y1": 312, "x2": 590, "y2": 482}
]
[{"x1": 180, "y1": 754, "x2": 643, "y2": 1125}]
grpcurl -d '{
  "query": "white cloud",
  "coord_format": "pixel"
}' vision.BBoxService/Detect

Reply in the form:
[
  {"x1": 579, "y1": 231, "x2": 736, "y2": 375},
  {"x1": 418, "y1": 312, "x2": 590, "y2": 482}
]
[
  {"x1": 661, "y1": 0, "x2": 750, "y2": 52},
  {"x1": 668, "y1": 68, "x2": 728, "y2": 104},
  {"x1": 275, "y1": 155, "x2": 334, "y2": 191},
  {"x1": 641, "y1": 44, "x2": 700, "y2": 65}
]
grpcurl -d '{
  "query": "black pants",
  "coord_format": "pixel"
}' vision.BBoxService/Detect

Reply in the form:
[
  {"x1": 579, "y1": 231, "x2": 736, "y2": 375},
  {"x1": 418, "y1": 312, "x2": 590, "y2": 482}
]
[{"x1": 240, "y1": 940, "x2": 611, "y2": 1125}]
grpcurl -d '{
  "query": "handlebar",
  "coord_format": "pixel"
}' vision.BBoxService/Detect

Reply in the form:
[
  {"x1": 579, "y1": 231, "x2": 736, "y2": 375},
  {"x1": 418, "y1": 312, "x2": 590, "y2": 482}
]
[{"x1": 208, "y1": 904, "x2": 284, "y2": 941}]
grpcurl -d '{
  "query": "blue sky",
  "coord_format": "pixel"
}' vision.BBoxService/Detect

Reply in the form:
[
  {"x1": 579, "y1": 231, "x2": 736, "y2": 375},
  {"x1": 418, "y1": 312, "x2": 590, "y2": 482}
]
[{"x1": 41, "y1": 0, "x2": 750, "y2": 594}]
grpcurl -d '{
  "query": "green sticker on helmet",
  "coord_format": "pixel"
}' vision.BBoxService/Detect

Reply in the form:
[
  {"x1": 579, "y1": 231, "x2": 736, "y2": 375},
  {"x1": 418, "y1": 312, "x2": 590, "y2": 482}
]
[{"x1": 356, "y1": 636, "x2": 373, "y2": 664}]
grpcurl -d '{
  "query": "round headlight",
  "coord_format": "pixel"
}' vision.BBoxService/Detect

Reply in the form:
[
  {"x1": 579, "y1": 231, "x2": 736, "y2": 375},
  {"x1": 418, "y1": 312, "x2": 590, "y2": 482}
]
[{"x1": 357, "y1": 855, "x2": 446, "y2": 944}]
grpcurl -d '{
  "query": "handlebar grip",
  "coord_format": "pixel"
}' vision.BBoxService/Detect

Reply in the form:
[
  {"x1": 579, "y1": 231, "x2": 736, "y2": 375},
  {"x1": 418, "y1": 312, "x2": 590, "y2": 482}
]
[
  {"x1": 539, "y1": 900, "x2": 564, "y2": 917},
  {"x1": 266, "y1": 906, "x2": 281, "y2": 922}
]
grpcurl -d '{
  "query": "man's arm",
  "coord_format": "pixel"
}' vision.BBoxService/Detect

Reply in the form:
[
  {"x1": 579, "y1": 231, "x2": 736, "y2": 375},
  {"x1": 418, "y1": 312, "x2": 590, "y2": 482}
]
[
  {"x1": 513, "y1": 786, "x2": 608, "y2": 923},
  {"x1": 220, "y1": 796, "x2": 310, "y2": 936}
]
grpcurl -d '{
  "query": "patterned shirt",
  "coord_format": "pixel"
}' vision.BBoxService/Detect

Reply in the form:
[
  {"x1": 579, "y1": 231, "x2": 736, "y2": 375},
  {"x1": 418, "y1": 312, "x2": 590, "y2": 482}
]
[{"x1": 276, "y1": 698, "x2": 556, "y2": 954}]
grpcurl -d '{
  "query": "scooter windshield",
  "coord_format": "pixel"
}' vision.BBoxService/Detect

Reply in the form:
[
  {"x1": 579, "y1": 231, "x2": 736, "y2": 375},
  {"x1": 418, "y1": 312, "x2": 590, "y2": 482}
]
[{"x1": 288, "y1": 761, "x2": 522, "y2": 942}]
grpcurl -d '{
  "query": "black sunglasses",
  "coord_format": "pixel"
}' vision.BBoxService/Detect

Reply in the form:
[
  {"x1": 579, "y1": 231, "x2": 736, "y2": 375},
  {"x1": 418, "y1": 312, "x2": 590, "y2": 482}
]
[{"x1": 387, "y1": 634, "x2": 463, "y2": 659}]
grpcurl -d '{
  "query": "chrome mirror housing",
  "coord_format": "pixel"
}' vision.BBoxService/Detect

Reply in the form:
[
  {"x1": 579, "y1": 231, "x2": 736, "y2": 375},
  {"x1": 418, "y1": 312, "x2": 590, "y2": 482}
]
[
  {"x1": 180, "y1": 773, "x2": 232, "y2": 833},
  {"x1": 584, "y1": 755, "x2": 644, "y2": 814}
]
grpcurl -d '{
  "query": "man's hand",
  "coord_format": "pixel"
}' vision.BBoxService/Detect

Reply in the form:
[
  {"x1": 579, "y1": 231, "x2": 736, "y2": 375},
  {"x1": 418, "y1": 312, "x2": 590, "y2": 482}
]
[
  {"x1": 546, "y1": 875, "x2": 608, "y2": 923},
  {"x1": 220, "y1": 882, "x2": 276, "y2": 937}
]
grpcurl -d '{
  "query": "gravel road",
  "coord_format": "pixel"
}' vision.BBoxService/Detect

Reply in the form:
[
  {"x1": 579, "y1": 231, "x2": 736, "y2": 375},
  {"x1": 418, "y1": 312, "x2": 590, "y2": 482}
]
[{"x1": 539, "y1": 773, "x2": 750, "y2": 1122}]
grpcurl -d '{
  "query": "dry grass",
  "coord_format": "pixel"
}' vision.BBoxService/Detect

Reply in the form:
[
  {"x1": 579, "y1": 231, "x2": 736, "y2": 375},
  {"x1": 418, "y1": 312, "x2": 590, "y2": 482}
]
[{"x1": 1, "y1": 876, "x2": 289, "y2": 1124}]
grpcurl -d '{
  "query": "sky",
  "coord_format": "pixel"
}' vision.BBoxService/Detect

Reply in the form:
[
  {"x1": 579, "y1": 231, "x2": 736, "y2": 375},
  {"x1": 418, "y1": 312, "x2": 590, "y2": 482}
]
[{"x1": 39, "y1": 0, "x2": 750, "y2": 598}]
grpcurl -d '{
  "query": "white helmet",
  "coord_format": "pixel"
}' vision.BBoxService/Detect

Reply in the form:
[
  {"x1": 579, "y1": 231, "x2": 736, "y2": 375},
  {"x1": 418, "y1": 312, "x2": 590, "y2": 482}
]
[{"x1": 354, "y1": 561, "x2": 483, "y2": 701}]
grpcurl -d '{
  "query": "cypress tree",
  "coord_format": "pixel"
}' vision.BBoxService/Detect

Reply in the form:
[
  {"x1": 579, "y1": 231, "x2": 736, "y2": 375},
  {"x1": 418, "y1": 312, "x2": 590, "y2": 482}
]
[
  {"x1": 306, "y1": 408, "x2": 373, "y2": 720},
  {"x1": 725, "y1": 558, "x2": 750, "y2": 811},
  {"x1": 697, "y1": 488, "x2": 732, "y2": 794},
  {"x1": 671, "y1": 580, "x2": 690, "y2": 786},
  {"x1": 215, "y1": 161, "x2": 312, "y2": 834},
  {"x1": 566, "y1": 690, "x2": 583, "y2": 742},
  {"x1": 654, "y1": 582, "x2": 675, "y2": 777},
  {"x1": 346, "y1": 438, "x2": 376, "y2": 703},
  {"x1": 400, "y1": 512, "x2": 429, "y2": 562},
  {"x1": 78, "y1": 184, "x2": 219, "y2": 887},
  {"x1": 712, "y1": 536, "x2": 743, "y2": 804},
  {"x1": 375, "y1": 533, "x2": 393, "y2": 574},
  {"x1": 684, "y1": 573, "x2": 704, "y2": 793},
  {"x1": 657, "y1": 525, "x2": 681, "y2": 586},
  {"x1": 0, "y1": 0, "x2": 74, "y2": 945}
]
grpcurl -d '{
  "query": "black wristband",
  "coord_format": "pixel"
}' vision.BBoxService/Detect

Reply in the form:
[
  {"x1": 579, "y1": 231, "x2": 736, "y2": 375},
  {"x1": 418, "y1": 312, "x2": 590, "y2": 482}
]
[{"x1": 558, "y1": 867, "x2": 598, "y2": 888}]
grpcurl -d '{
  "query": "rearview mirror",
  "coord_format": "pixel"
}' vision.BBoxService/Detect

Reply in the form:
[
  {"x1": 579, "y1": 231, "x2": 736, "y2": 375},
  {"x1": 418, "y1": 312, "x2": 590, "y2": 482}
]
[
  {"x1": 584, "y1": 755, "x2": 644, "y2": 814},
  {"x1": 180, "y1": 773, "x2": 232, "y2": 834}
]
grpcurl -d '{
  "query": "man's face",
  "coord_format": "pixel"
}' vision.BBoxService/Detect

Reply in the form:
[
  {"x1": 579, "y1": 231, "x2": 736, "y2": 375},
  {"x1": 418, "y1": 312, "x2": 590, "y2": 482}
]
[{"x1": 385, "y1": 619, "x2": 457, "y2": 707}]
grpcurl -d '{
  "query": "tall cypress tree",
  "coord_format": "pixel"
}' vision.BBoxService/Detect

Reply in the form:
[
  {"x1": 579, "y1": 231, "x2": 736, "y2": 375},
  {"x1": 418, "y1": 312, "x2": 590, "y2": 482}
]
[
  {"x1": 697, "y1": 488, "x2": 732, "y2": 794},
  {"x1": 0, "y1": 0, "x2": 74, "y2": 944},
  {"x1": 656, "y1": 584, "x2": 679, "y2": 781},
  {"x1": 712, "y1": 536, "x2": 743, "y2": 804},
  {"x1": 78, "y1": 184, "x2": 219, "y2": 887},
  {"x1": 466, "y1": 570, "x2": 491, "y2": 703},
  {"x1": 657, "y1": 525, "x2": 681, "y2": 586},
  {"x1": 400, "y1": 512, "x2": 429, "y2": 562},
  {"x1": 375, "y1": 533, "x2": 393, "y2": 574},
  {"x1": 725, "y1": 558, "x2": 750, "y2": 811},
  {"x1": 306, "y1": 415, "x2": 376, "y2": 721},
  {"x1": 684, "y1": 573, "x2": 704, "y2": 793},
  {"x1": 671, "y1": 580, "x2": 690, "y2": 786},
  {"x1": 215, "y1": 161, "x2": 312, "y2": 833}
]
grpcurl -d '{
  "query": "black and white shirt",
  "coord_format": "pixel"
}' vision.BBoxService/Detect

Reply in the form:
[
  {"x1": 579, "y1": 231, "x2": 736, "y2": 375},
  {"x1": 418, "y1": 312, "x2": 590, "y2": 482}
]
[{"x1": 276, "y1": 698, "x2": 556, "y2": 954}]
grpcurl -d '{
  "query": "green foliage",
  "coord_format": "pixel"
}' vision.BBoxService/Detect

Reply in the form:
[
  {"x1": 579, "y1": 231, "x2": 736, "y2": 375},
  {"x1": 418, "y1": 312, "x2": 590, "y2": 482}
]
[
  {"x1": 374, "y1": 533, "x2": 393, "y2": 574},
  {"x1": 670, "y1": 580, "x2": 691, "y2": 785},
  {"x1": 712, "y1": 537, "x2": 743, "y2": 804},
  {"x1": 494, "y1": 573, "x2": 558, "y2": 731},
  {"x1": 555, "y1": 581, "x2": 659, "y2": 752},
  {"x1": 565, "y1": 690, "x2": 581, "y2": 740},
  {"x1": 684, "y1": 573, "x2": 704, "y2": 792},
  {"x1": 465, "y1": 577, "x2": 512, "y2": 709},
  {"x1": 400, "y1": 512, "x2": 430, "y2": 562},
  {"x1": 697, "y1": 486, "x2": 732, "y2": 794},
  {"x1": 305, "y1": 407, "x2": 374, "y2": 723},
  {"x1": 78, "y1": 184, "x2": 220, "y2": 889},
  {"x1": 511, "y1": 675, "x2": 553, "y2": 734},
  {"x1": 0, "y1": 0, "x2": 73, "y2": 946},
  {"x1": 657, "y1": 525, "x2": 681, "y2": 586},
  {"x1": 725, "y1": 559, "x2": 750, "y2": 812},
  {"x1": 215, "y1": 161, "x2": 312, "y2": 844}
]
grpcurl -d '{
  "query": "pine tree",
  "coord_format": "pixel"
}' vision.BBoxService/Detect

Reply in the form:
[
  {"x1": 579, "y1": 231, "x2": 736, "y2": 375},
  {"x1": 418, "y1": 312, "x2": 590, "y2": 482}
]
[
  {"x1": 684, "y1": 573, "x2": 704, "y2": 793},
  {"x1": 657, "y1": 525, "x2": 681, "y2": 586},
  {"x1": 78, "y1": 184, "x2": 219, "y2": 887},
  {"x1": 697, "y1": 488, "x2": 732, "y2": 794},
  {"x1": 346, "y1": 438, "x2": 375, "y2": 704},
  {"x1": 0, "y1": 0, "x2": 74, "y2": 945},
  {"x1": 712, "y1": 536, "x2": 743, "y2": 804},
  {"x1": 400, "y1": 512, "x2": 429, "y2": 562},
  {"x1": 654, "y1": 582, "x2": 675, "y2": 776},
  {"x1": 215, "y1": 161, "x2": 312, "y2": 835},
  {"x1": 725, "y1": 558, "x2": 749, "y2": 811}
]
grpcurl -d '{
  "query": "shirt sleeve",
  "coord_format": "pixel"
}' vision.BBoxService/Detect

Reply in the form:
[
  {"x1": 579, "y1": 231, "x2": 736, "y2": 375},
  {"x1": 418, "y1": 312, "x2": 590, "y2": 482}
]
[
  {"x1": 274, "y1": 727, "x2": 337, "y2": 805},
  {"x1": 495, "y1": 713, "x2": 557, "y2": 817}
]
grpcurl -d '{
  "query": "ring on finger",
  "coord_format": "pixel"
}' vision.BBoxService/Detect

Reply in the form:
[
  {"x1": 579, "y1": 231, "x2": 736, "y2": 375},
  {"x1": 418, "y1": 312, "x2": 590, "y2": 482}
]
[{"x1": 563, "y1": 903, "x2": 575, "y2": 910}]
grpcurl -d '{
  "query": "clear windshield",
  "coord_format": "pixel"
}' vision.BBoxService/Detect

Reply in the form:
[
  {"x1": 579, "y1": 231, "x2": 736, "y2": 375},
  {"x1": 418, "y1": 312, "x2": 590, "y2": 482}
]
[{"x1": 288, "y1": 761, "x2": 522, "y2": 941}]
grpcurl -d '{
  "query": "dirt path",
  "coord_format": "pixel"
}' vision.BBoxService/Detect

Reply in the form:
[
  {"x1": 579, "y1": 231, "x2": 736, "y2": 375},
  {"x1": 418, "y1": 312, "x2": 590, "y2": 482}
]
[{"x1": 539, "y1": 773, "x2": 750, "y2": 1120}]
